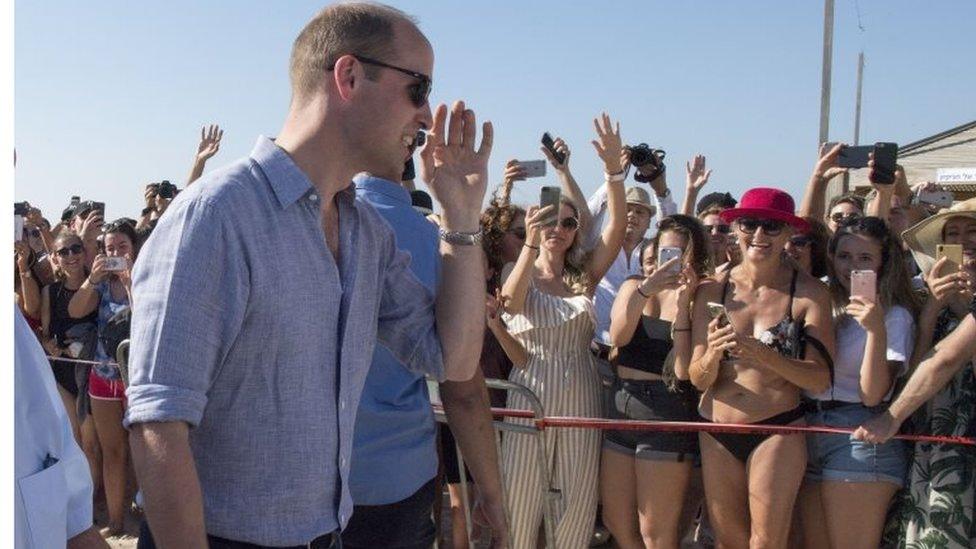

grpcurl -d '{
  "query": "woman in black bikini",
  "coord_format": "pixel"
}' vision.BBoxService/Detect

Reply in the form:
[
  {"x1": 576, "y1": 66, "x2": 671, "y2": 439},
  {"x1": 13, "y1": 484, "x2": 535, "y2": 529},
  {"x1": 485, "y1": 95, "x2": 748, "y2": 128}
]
[{"x1": 688, "y1": 188, "x2": 835, "y2": 548}]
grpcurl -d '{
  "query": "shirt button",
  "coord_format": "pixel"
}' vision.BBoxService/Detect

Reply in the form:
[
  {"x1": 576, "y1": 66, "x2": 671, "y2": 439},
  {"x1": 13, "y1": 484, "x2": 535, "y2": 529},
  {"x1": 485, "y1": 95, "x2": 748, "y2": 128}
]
[
  {"x1": 309, "y1": 193, "x2": 319, "y2": 202},
  {"x1": 339, "y1": 398, "x2": 346, "y2": 411},
  {"x1": 340, "y1": 457, "x2": 347, "y2": 467}
]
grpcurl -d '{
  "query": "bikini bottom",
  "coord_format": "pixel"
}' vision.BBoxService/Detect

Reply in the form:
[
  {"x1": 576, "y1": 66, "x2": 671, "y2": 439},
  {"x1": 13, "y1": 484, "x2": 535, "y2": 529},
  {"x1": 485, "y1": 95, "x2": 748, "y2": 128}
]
[{"x1": 703, "y1": 406, "x2": 806, "y2": 464}]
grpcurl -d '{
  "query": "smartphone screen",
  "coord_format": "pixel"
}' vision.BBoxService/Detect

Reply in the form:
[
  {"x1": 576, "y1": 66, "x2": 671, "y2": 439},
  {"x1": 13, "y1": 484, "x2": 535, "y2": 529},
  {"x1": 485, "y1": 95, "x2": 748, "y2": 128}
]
[
  {"x1": 539, "y1": 186, "x2": 561, "y2": 227},
  {"x1": 850, "y1": 270, "x2": 877, "y2": 302},
  {"x1": 14, "y1": 214, "x2": 24, "y2": 242},
  {"x1": 92, "y1": 202, "x2": 106, "y2": 217},
  {"x1": 516, "y1": 160, "x2": 547, "y2": 179},
  {"x1": 541, "y1": 132, "x2": 566, "y2": 164},
  {"x1": 657, "y1": 246, "x2": 682, "y2": 273},
  {"x1": 937, "y1": 244, "x2": 963, "y2": 273}
]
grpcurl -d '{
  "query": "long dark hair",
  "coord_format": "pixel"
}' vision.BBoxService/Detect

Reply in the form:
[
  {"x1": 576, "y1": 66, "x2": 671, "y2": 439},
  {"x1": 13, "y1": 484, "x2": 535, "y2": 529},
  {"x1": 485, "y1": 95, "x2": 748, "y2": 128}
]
[
  {"x1": 648, "y1": 214, "x2": 711, "y2": 277},
  {"x1": 801, "y1": 216, "x2": 830, "y2": 278},
  {"x1": 103, "y1": 219, "x2": 141, "y2": 261},
  {"x1": 827, "y1": 216, "x2": 920, "y2": 316}
]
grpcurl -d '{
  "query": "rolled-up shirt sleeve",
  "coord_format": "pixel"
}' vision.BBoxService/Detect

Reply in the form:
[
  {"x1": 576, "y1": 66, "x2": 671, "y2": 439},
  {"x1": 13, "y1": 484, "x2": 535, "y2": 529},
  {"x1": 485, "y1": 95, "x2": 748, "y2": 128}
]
[
  {"x1": 124, "y1": 198, "x2": 249, "y2": 428},
  {"x1": 375, "y1": 228, "x2": 445, "y2": 381}
]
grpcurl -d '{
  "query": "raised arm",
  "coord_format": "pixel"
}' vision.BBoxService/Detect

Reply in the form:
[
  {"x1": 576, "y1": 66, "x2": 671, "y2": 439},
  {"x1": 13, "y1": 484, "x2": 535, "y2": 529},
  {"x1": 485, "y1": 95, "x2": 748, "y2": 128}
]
[
  {"x1": 609, "y1": 263, "x2": 680, "y2": 346},
  {"x1": 688, "y1": 280, "x2": 734, "y2": 390},
  {"x1": 67, "y1": 255, "x2": 106, "y2": 319},
  {"x1": 799, "y1": 143, "x2": 847, "y2": 221},
  {"x1": 541, "y1": 136, "x2": 592, "y2": 232},
  {"x1": 680, "y1": 154, "x2": 712, "y2": 216},
  {"x1": 420, "y1": 101, "x2": 493, "y2": 382},
  {"x1": 845, "y1": 297, "x2": 899, "y2": 406},
  {"x1": 585, "y1": 113, "x2": 627, "y2": 285},
  {"x1": 16, "y1": 241, "x2": 41, "y2": 319},
  {"x1": 187, "y1": 124, "x2": 223, "y2": 185},
  {"x1": 500, "y1": 206, "x2": 549, "y2": 314}
]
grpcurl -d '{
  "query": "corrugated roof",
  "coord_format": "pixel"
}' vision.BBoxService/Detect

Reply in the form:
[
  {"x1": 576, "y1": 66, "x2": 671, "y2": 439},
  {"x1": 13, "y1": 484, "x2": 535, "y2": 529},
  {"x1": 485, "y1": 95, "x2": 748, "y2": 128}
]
[{"x1": 900, "y1": 119, "x2": 976, "y2": 157}]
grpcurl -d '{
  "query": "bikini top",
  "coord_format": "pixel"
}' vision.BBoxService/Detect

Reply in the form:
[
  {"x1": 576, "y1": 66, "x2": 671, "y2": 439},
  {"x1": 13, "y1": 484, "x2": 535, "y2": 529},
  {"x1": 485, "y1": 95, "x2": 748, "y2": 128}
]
[
  {"x1": 612, "y1": 315, "x2": 673, "y2": 375},
  {"x1": 720, "y1": 268, "x2": 835, "y2": 388},
  {"x1": 721, "y1": 269, "x2": 802, "y2": 359}
]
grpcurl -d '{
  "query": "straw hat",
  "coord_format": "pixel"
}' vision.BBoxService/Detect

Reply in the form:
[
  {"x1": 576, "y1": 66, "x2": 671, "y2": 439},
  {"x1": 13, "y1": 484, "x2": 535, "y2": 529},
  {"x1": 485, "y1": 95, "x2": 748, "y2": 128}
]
[{"x1": 901, "y1": 197, "x2": 976, "y2": 275}]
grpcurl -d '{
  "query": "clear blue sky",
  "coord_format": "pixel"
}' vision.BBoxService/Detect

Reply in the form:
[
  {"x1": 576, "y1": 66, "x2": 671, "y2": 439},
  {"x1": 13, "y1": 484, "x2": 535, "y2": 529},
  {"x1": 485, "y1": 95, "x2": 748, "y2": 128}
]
[{"x1": 15, "y1": 0, "x2": 976, "y2": 222}]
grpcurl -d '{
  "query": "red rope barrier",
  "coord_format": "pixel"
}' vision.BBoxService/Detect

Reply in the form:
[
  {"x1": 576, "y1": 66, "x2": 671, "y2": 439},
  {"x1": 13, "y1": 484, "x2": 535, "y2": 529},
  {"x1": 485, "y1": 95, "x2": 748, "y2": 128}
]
[{"x1": 433, "y1": 405, "x2": 974, "y2": 446}]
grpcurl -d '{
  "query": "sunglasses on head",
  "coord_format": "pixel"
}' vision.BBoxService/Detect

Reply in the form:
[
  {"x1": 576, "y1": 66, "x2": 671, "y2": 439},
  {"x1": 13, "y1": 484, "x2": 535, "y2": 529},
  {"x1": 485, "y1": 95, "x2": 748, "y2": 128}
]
[
  {"x1": 789, "y1": 235, "x2": 812, "y2": 247},
  {"x1": 327, "y1": 55, "x2": 432, "y2": 109},
  {"x1": 830, "y1": 212, "x2": 862, "y2": 224},
  {"x1": 736, "y1": 218, "x2": 786, "y2": 236},
  {"x1": 558, "y1": 217, "x2": 579, "y2": 231},
  {"x1": 704, "y1": 223, "x2": 731, "y2": 234},
  {"x1": 55, "y1": 243, "x2": 84, "y2": 257}
]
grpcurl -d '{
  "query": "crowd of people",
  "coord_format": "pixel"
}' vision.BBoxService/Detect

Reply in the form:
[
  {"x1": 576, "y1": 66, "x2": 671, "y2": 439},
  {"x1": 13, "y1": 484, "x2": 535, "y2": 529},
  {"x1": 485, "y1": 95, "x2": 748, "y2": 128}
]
[{"x1": 14, "y1": 3, "x2": 975, "y2": 549}]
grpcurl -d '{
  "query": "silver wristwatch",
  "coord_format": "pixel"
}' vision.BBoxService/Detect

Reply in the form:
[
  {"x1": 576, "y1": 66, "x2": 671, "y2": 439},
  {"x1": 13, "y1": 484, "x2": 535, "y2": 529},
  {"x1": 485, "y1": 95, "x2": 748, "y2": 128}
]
[{"x1": 438, "y1": 228, "x2": 483, "y2": 246}]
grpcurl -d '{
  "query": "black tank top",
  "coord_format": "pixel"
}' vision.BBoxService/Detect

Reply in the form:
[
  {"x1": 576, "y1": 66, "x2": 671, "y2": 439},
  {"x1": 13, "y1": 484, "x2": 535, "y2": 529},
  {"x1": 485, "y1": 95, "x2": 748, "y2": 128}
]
[
  {"x1": 612, "y1": 315, "x2": 673, "y2": 375},
  {"x1": 48, "y1": 280, "x2": 97, "y2": 344}
]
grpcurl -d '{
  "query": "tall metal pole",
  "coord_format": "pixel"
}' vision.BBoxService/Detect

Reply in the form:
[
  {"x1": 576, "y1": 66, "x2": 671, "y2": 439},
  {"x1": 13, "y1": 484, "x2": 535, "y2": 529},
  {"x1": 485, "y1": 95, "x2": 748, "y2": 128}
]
[
  {"x1": 819, "y1": 0, "x2": 834, "y2": 146},
  {"x1": 846, "y1": 51, "x2": 865, "y2": 194},
  {"x1": 819, "y1": 0, "x2": 837, "y2": 197}
]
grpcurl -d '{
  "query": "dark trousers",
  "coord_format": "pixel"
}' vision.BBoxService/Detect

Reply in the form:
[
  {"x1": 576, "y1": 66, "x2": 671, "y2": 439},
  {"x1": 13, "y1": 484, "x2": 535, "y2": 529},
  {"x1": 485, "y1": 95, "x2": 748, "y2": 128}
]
[
  {"x1": 136, "y1": 520, "x2": 339, "y2": 549},
  {"x1": 340, "y1": 477, "x2": 437, "y2": 549}
]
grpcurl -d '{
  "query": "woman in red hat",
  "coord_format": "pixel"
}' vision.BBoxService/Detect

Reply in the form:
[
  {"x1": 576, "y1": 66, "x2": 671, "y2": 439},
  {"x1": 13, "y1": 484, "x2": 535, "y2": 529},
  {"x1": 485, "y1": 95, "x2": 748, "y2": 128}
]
[{"x1": 687, "y1": 187, "x2": 835, "y2": 548}]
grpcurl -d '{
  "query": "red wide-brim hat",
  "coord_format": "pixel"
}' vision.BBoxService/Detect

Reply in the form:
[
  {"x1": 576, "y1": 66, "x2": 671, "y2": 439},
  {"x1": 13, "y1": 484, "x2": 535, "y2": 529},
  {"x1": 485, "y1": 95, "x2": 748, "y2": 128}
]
[{"x1": 719, "y1": 187, "x2": 809, "y2": 233}]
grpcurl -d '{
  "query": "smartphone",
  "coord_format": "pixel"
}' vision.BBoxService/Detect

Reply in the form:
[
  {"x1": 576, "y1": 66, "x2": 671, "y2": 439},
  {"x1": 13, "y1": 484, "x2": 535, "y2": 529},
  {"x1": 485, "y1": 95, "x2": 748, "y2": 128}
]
[
  {"x1": 92, "y1": 201, "x2": 105, "y2": 217},
  {"x1": 539, "y1": 186, "x2": 561, "y2": 227},
  {"x1": 870, "y1": 142, "x2": 899, "y2": 185},
  {"x1": 517, "y1": 160, "x2": 547, "y2": 179},
  {"x1": 14, "y1": 214, "x2": 24, "y2": 242},
  {"x1": 401, "y1": 157, "x2": 416, "y2": 181},
  {"x1": 936, "y1": 244, "x2": 963, "y2": 273},
  {"x1": 541, "y1": 132, "x2": 566, "y2": 165},
  {"x1": 14, "y1": 202, "x2": 29, "y2": 216},
  {"x1": 103, "y1": 256, "x2": 127, "y2": 272},
  {"x1": 914, "y1": 189, "x2": 953, "y2": 210},
  {"x1": 836, "y1": 145, "x2": 872, "y2": 169},
  {"x1": 657, "y1": 246, "x2": 683, "y2": 273},
  {"x1": 850, "y1": 270, "x2": 877, "y2": 302},
  {"x1": 705, "y1": 302, "x2": 734, "y2": 329},
  {"x1": 70, "y1": 196, "x2": 81, "y2": 206}
]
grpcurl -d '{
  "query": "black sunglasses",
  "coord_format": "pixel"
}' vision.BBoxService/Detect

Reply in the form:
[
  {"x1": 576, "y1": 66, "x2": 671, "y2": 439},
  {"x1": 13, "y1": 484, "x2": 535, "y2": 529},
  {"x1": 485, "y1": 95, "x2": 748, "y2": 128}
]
[
  {"x1": 737, "y1": 218, "x2": 786, "y2": 236},
  {"x1": 55, "y1": 243, "x2": 84, "y2": 257},
  {"x1": 830, "y1": 212, "x2": 862, "y2": 224},
  {"x1": 558, "y1": 217, "x2": 580, "y2": 231},
  {"x1": 704, "y1": 223, "x2": 731, "y2": 234},
  {"x1": 327, "y1": 55, "x2": 432, "y2": 108},
  {"x1": 25, "y1": 228, "x2": 41, "y2": 238},
  {"x1": 789, "y1": 235, "x2": 812, "y2": 247}
]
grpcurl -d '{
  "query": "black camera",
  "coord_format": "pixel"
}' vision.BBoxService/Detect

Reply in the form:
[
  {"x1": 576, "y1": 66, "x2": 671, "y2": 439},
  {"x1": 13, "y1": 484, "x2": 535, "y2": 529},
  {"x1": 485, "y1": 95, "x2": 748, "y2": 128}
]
[
  {"x1": 627, "y1": 144, "x2": 666, "y2": 182},
  {"x1": 158, "y1": 180, "x2": 178, "y2": 199}
]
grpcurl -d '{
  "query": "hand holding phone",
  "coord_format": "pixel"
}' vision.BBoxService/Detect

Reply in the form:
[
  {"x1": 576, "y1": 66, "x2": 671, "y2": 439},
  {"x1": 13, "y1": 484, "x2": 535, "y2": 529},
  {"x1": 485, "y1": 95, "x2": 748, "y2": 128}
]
[
  {"x1": 706, "y1": 302, "x2": 734, "y2": 330},
  {"x1": 541, "y1": 132, "x2": 566, "y2": 165}
]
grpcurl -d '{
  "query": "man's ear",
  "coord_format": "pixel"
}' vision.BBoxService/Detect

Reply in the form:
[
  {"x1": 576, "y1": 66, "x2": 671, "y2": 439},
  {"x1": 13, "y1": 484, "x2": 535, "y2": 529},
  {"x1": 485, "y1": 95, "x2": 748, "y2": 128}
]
[{"x1": 331, "y1": 54, "x2": 360, "y2": 102}]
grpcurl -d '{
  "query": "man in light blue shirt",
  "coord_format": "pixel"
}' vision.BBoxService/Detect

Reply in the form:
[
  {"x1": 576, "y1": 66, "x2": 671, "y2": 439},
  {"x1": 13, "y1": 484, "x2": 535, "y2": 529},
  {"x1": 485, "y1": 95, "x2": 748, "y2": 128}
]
[
  {"x1": 125, "y1": 3, "x2": 493, "y2": 547},
  {"x1": 343, "y1": 169, "x2": 507, "y2": 548}
]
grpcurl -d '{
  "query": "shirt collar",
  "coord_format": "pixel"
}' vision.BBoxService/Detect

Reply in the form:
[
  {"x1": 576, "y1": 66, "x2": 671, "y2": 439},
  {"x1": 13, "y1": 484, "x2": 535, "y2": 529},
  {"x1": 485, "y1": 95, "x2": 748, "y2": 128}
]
[
  {"x1": 250, "y1": 136, "x2": 316, "y2": 208},
  {"x1": 354, "y1": 174, "x2": 411, "y2": 206}
]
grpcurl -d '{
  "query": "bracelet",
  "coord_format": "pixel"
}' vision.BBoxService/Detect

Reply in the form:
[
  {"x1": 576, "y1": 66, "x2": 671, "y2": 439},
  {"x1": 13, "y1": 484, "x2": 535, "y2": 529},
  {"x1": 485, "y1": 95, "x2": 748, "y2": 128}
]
[
  {"x1": 605, "y1": 171, "x2": 626, "y2": 183},
  {"x1": 672, "y1": 326, "x2": 691, "y2": 332},
  {"x1": 438, "y1": 228, "x2": 483, "y2": 246},
  {"x1": 636, "y1": 285, "x2": 651, "y2": 299},
  {"x1": 19, "y1": 271, "x2": 32, "y2": 277},
  {"x1": 523, "y1": 244, "x2": 540, "y2": 251}
]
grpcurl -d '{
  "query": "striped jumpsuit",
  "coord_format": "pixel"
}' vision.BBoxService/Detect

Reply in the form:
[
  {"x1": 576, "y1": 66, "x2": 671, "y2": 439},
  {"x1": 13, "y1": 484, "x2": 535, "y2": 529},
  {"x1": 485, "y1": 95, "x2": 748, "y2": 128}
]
[{"x1": 501, "y1": 286, "x2": 603, "y2": 548}]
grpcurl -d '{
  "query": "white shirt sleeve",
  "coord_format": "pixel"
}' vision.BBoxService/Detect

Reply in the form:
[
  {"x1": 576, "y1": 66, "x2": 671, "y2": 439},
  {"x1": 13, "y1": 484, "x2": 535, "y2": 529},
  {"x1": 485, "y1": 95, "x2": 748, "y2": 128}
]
[
  {"x1": 885, "y1": 306, "x2": 916, "y2": 375},
  {"x1": 654, "y1": 189, "x2": 677, "y2": 218},
  {"x1": 584, "y1": 183, "x2": 609, "y2": 252}
]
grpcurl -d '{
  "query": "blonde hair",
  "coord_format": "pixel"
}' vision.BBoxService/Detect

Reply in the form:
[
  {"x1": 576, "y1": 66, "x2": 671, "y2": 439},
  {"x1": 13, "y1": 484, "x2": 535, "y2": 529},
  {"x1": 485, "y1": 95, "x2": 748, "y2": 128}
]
[
  {"x1": 289, "y1": 3, "x2": 418, "y2": 102},
  {"x1": 558, "y1": 198, "x2": 591, "y2": 295}
]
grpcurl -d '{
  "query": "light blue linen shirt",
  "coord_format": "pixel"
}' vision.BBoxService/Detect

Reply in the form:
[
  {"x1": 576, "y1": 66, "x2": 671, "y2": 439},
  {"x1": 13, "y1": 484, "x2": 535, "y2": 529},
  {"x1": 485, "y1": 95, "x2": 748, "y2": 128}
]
[
  {"x1": 124, "y1": 137, "x2": 445, "y2": 546},
  {"x1": 350, "y1": 174, "x2": 440, "y2": 505}
]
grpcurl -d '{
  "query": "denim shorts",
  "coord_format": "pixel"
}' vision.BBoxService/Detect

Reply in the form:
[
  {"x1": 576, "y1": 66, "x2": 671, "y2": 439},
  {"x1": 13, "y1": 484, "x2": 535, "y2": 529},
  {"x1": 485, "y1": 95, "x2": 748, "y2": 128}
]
[
  {"x1": 603, "y1": 378, "x2": 699, "y2": 461},
  {"x1": 805, "y1": 402, "x2": 908, "y2": 486}
]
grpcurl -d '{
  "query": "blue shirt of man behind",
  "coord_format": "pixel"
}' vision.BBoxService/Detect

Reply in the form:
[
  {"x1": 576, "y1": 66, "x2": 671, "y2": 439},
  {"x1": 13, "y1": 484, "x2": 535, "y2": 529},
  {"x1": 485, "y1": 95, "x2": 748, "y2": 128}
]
[{"x1": 342, "y1": 173, "x2": 440, "y2": 546}]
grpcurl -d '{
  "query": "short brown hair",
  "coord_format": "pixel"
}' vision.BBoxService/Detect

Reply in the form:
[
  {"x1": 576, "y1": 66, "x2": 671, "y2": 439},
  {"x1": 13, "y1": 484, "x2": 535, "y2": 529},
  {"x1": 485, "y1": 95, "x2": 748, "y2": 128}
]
[{"x1": 289, "y1": 3, "x2": 417, "y2": 101}]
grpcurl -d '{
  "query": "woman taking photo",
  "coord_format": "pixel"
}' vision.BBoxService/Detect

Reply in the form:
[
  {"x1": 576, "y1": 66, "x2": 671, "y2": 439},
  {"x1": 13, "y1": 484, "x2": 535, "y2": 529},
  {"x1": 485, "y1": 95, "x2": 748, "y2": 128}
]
[
  {"x1": 499, "y1": 113, "x2": 627, "y2": 549},
  {"x1": 602, "y1": 214, "x2": 708, "y2": 549},
  {"x1": 68, "y1": 220, "x2": 137, "y2": 538},
  {"x1": 797, "y1": 216, "x2": 918, "y2": 549},
  {"x1": 688, "y1": 188, "x2": 834, "y2": 549}
]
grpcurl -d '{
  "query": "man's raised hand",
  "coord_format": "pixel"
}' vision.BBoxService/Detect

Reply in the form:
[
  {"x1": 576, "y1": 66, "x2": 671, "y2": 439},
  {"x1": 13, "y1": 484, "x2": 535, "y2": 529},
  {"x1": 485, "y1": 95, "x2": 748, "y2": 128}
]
[
  {"x1": 196, "y1": 124, "x2": 224, "y2": 162},
  {"x1": 420, "y1": 101, "x2": 493, "y2": 230}
]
